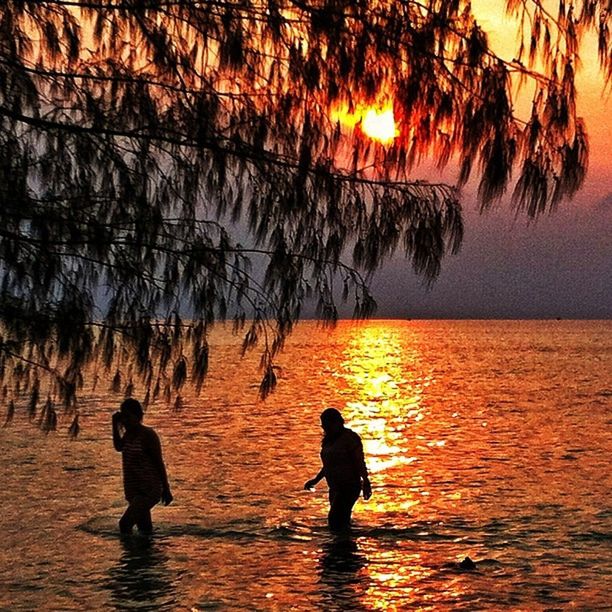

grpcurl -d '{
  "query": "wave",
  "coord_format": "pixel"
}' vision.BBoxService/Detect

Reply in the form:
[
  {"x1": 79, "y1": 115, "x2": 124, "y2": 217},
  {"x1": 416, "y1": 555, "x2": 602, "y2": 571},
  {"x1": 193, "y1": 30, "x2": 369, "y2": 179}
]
[{"x1": 78, "y1": 516, "x2": 483, "y2": 544}]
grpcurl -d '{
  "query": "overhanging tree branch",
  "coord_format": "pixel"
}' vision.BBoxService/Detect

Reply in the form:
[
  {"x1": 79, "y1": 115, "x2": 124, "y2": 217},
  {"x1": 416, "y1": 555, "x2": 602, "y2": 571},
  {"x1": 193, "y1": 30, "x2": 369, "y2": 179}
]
[{"x1": 0, "y1": 0, "x2": 607, "y2": 431}]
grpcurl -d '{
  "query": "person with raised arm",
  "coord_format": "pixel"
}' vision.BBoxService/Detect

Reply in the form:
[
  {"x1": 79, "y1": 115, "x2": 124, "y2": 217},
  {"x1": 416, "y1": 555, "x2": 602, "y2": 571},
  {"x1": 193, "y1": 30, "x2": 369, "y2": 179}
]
[{"x1": 112, "y1": 398, "x2": 173, "y2": 535}]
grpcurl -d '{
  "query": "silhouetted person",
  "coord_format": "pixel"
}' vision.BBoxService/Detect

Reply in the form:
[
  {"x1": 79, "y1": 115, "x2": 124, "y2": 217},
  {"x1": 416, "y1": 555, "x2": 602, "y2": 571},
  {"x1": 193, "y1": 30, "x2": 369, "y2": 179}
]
[
  {"x1": 304, "y1": 408, "x2": 372, "y2": 531},
  {"x1": 112, "y1": 398, "x2": 173, "y2": 535}
]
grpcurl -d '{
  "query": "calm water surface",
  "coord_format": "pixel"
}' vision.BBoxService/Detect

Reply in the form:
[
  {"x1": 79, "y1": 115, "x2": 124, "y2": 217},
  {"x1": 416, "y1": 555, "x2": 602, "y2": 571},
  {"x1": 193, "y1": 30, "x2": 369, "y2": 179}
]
[{"x1": 1, "y1": 320, "x2": 611, "y2": 610}]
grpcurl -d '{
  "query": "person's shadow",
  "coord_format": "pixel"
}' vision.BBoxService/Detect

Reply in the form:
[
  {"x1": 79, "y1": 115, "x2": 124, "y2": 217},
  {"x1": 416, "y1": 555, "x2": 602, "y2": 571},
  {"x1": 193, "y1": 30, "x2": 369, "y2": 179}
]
[
  {"x1": 105, "y1": 536, "x2": 178, "y2": 611},
  {"x1": 318, "y1": 535, "x2": 368, "y2": 609}
]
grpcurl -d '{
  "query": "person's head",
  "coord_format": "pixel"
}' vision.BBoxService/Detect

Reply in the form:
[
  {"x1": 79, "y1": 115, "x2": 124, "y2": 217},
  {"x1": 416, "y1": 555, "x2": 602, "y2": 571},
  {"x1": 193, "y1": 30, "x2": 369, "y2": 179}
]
[
  {"x1": 120, "y1": 398, "x2": 144, "y2": 430},
  {"x1": 320, "y1": 407, "x2": 344, "y2": 437}
]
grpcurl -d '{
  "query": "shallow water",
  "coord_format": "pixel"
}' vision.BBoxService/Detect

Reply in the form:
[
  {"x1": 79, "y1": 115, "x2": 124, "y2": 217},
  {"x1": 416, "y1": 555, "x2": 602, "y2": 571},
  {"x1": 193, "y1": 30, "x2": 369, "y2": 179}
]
[{"x1": 1, "y1": 320, "x2": 611, "y2": 610}]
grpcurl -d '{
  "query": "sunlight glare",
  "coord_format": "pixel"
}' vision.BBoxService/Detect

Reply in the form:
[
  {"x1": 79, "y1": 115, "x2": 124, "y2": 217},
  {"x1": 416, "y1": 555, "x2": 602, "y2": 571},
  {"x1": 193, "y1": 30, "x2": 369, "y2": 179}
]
[
  {"x1": 332, "y1": 103, "x2": 397, "y2": 144},
  {"x1": 339, "y1": 325, "x2": 423, "y2": 476},
  {"x1": 361, "y1": 108, "x2": 397, "y2": 143}
]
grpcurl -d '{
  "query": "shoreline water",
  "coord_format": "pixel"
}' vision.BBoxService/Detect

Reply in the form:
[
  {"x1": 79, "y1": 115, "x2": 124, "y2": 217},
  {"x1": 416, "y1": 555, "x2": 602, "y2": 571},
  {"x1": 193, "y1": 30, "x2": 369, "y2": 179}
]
[{"x1": 1, "y1": 320, "x2": 610, "y2": 609}]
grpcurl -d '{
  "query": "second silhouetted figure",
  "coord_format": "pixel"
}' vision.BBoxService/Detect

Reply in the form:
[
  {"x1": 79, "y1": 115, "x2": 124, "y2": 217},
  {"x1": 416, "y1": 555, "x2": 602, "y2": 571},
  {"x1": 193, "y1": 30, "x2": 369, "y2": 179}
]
[{"x1": 304, "y1": 408, "x2": 371, "y2": 531}]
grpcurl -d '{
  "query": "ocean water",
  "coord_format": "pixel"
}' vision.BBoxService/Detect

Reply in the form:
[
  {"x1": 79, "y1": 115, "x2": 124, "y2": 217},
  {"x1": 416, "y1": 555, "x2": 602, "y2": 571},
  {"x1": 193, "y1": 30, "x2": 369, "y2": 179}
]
[{"x1": 0, "y1": 320, "x2": 610, "y2": 610}]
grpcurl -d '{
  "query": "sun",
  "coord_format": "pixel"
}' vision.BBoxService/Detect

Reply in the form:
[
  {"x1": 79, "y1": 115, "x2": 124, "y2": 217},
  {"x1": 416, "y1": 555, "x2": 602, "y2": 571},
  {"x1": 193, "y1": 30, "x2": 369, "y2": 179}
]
[
  {"x1": 361, "y1": 108, "x2": 397, "y2": 143},
  {"x1": 331, "y1": 102, "x2": 398, "y2": 145}
]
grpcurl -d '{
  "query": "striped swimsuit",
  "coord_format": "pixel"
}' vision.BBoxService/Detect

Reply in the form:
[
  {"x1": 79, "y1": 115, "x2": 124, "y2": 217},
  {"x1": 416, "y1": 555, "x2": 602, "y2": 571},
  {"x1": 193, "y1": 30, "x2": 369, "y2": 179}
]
[{"x1": 122, "y1": 429, "x2": 163, "y2": 503}]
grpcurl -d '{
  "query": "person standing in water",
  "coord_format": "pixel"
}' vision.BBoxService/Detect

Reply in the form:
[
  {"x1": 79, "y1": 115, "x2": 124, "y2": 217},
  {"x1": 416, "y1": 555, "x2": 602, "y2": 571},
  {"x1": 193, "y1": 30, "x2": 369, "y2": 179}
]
[
  {"x1": 304, "y1": 408, "x2": 372, "y2": 531},
  {"x1": 112, "y1": 398, "x2": 173, "y2": 534}
]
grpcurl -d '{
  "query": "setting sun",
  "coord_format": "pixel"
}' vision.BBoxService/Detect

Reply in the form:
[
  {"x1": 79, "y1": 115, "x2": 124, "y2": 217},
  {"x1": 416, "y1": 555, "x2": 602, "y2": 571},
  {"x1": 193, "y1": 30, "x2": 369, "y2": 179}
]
[
  {"x1": 332, "y1": 103, "x2": 398, "y2": 144},
  {"x1": 361, "y1": 108, "x2": 397, "y2": 143}
]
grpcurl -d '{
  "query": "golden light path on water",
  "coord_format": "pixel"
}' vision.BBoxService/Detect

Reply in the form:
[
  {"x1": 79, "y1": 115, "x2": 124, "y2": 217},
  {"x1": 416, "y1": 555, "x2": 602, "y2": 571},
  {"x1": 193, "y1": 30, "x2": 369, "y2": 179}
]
[
  {"x1": 341, "y1": 324, "x2": 424, "y2": 478},
  {"x1": 328, "y1": 323, "x2": 469, "y2": 608},
  {"x1": 1, "y1": 321, "x2": 611, "y2": 609}
]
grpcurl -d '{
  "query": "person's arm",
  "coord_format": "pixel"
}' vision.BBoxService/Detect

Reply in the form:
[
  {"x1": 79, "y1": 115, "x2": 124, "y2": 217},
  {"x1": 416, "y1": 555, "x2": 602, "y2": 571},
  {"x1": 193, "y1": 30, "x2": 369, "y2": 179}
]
[
  {"x1": 112, "y1": 412, "x2": 124, "y2": 451},
  {"x1": 145, "y1": 429, "x2": 173, "y2": 505},
  {"x1": 352, "y1": 434, "x2": 372, "y2": 500},
  {"x1": 304, "y1": 467, "x2": 325, "y2": 490}
]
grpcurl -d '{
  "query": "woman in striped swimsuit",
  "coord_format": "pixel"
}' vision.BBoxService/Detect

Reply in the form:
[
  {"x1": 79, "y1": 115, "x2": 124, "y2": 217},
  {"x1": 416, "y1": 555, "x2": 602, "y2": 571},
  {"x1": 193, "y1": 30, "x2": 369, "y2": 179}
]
[{"x1": 112, "y1": 398, "x2": 173, "y2": 534}]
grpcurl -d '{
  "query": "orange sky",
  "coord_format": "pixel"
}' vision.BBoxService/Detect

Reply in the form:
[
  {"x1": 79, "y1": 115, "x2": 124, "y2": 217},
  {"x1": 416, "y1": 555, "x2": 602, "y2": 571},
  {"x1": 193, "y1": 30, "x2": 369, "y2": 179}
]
[
  {"x1": 472, "y1": 0, "x2": 612, "y2": 180},
  {"x1": 368, "y1": 2, "x2": 611, "y2": 319},
  {"x1": 332, "y1": 1, "x2": 611, "y2": 198}
]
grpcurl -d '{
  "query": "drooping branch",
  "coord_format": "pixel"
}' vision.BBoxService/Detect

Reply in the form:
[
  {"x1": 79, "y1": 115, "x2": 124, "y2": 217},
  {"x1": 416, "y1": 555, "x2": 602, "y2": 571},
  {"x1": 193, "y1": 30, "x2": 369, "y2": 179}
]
[{"x1": 0, "y1": 0, "x2": 608, "y2": 431}]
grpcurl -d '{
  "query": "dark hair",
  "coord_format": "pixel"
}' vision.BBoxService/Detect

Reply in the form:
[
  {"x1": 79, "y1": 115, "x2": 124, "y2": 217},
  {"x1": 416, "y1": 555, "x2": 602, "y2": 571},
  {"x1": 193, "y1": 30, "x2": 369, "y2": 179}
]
[
  {"x1": 321, "y1": 408, "x2": 344, "y2": 445},
  {"x1": 120, "y1": 398, "x2": 144, "y2": 420},
  {"x1": 321, "y1": 407, "x2": 344, "y2": 427}
]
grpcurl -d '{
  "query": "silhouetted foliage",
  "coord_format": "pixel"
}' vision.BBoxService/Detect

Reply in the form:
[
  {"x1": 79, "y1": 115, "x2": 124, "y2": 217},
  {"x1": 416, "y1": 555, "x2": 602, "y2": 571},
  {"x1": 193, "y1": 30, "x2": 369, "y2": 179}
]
[{"x1": 0, "y1": 0, "x2": 608, "y2": 431}]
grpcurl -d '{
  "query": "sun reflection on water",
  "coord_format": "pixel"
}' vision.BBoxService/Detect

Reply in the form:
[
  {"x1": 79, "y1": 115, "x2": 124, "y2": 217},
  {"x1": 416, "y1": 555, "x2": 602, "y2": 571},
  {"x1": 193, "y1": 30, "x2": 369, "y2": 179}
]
[
  {"x1": 325, "y1": 323, "x2": 474, "y2": 608},
  {"x1": 338, "y1": 324, "x2": 428, "y2": 478},
  {"x1": 2, "y1": 321, "x2": 608, "y2": 608}
]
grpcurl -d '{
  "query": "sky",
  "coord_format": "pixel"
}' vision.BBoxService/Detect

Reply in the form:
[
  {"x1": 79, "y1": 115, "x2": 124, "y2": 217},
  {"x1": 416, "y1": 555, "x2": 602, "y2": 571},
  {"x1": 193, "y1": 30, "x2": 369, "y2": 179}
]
[{"x1": 366, "y1": 2, "x2": 612, "y2": 319}]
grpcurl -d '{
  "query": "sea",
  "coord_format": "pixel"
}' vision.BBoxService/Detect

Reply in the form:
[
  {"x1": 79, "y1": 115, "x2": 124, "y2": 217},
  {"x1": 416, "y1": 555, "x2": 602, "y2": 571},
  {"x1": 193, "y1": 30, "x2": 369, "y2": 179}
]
[{"x1": 1, "y1": 320, "x2": 610, "y2": 610}]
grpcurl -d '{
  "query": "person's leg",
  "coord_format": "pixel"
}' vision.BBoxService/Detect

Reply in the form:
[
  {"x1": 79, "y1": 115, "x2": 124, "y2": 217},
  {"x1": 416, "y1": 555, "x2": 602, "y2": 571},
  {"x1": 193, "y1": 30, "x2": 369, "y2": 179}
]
[
  {"x1": 133, "y1": 495, "x2": 158, "y2": 534},
  {"x1": 328, "y1": 492, "x2": 353, "y2": 531},
  {"x1": 120, "y1": 496, "x2": 157, "y2": 535},
  {"x1": 328, "y1": 486, "x2": 360, "y2": 531},
  {"x1": 119, "y1": 504, "x2": 137, "y2": 534},
  {"x1": 135, "y1": 508, "x2": 153, "y2": 534}
]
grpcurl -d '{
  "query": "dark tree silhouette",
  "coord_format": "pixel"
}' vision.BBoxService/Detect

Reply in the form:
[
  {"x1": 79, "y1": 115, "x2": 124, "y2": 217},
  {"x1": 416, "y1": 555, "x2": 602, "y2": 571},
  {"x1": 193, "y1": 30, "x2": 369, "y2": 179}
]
[{"x1": 0, "y1": 0, "x2": 608, "y2": 432}]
